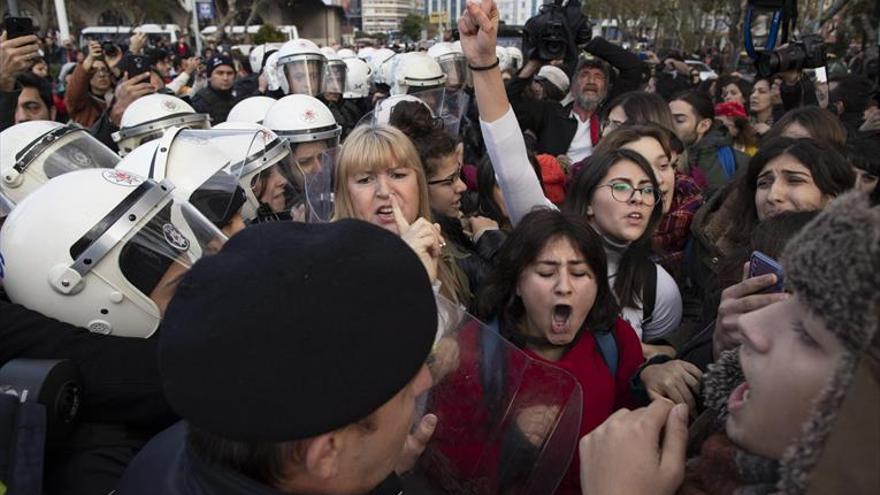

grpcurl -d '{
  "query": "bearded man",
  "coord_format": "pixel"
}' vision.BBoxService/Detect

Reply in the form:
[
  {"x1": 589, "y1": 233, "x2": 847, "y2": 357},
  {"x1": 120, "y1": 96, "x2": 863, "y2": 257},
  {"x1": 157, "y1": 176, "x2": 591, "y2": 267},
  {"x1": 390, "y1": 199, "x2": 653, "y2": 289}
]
[{"x1": 506, "y1": 38, "x2": 649, "y2": 162}]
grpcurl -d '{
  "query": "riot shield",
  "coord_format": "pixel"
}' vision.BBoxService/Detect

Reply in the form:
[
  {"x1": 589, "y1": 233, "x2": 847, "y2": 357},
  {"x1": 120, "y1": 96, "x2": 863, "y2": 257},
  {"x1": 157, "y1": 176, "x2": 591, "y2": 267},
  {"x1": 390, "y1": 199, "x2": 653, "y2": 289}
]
[{"x1": 406, "y1": 296, "x2": 583, "y2": 495}]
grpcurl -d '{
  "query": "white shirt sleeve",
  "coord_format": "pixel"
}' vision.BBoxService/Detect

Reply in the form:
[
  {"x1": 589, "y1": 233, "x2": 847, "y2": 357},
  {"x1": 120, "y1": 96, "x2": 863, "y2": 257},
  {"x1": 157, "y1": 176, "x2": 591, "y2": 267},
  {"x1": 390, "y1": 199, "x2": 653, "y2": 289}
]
[
  {"x1": 480, "y1": 107, "x2": 556, "y2": 226},
  {"x1": 167, "y1": 72, "x2": 191, "y2": 94},
  {"x1": 641, "y1": 264, "x2": 683, "y2": 341}
]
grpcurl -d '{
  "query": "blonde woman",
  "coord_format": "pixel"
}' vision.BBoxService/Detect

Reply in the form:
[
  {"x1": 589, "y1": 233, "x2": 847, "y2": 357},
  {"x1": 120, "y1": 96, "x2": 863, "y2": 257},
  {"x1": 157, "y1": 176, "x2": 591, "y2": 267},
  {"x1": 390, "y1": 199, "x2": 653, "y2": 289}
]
[{"x1": 334, "y1": 124, "x2": 469, "y2": 305}]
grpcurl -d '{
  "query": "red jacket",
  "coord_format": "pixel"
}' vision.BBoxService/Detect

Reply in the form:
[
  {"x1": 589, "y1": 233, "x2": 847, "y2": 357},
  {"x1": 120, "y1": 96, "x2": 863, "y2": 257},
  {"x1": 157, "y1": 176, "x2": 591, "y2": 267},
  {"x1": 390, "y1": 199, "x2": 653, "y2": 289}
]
[{"x1": 425, "y1": 317, "x2": 644, "y2": 494}]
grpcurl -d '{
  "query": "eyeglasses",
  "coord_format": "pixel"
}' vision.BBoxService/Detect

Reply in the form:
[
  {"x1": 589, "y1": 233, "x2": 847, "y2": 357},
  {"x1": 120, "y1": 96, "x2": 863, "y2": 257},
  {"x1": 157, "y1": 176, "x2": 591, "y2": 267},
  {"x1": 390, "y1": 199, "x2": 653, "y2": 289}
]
[
  {"x1": 602, "y1": 118, "x2": 624, "y2": 134},
  {"x1": 428, "y1": 164, "x2": 463, "y2": 187},
  {"x1": 600, "y1": 182, "x2": 657, "y2": 206}
]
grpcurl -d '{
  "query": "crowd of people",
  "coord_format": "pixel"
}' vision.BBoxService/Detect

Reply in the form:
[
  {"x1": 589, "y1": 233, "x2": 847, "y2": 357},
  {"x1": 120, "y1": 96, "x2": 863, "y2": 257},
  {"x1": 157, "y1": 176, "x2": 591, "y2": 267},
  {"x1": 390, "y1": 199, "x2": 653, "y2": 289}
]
[{"x1": 0, "y1": 1, "x2": 879, "y2": 494}]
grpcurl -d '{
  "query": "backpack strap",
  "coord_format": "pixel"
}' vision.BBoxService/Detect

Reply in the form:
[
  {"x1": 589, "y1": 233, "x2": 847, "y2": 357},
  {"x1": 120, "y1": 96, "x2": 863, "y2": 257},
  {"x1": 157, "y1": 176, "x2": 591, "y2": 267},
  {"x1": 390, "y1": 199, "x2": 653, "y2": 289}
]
[
  {"x1": 716, "y1": 145, "x2": 737, "y2": 180},
  {"x1": 642, "y1": 263, "x2": 658, "y2": 328},
  {"x1": 594, "y1": 331, "x2": 619, "y2": 376}
]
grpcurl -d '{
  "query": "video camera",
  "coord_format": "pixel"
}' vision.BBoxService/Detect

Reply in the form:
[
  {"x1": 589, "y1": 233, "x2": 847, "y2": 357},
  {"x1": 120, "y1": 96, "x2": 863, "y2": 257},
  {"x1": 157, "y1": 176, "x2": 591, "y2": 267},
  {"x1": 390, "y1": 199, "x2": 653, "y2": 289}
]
[
  {"x1": 754, "y1": 34, "x2": 826, "y2": 78},
  {"x1": 522, "y1": 0, "x2": 591, "y2": 62},
  {"x1": 745, "y1": 0, "x2": 827, "y2": 78}
]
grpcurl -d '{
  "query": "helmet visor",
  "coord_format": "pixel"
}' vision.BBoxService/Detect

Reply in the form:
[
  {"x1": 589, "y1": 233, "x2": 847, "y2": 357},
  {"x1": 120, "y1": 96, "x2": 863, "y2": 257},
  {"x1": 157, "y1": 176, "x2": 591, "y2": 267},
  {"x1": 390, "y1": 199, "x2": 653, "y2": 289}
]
[
  {"x1": 216, "y1": 129, "x2": 292, "y2": 223},
  {"x1": 323, "y1": 60, "x2": 347, "y2": 96},
  {"x1": 283, "y1": 59, "x2": 326, "y2": 97},
  {"x1": 278, "y1": 143, "x2": 338, "y2": 223},
  {"x1": 438, "y1": 56, "x2": 467, "y2": 89},
  {"x1": 117, "y1": 191, "x2": 227, "y2": 304},
  {"x1": 41, "y1": 130, "x2": 119, "y2": 180}
]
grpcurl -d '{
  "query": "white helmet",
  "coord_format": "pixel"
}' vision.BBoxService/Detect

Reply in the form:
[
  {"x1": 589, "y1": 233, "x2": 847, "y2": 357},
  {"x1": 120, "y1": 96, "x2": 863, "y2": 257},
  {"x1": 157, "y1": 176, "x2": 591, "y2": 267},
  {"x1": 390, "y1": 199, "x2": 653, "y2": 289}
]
[
  {"x1": 496, "y1": 46, "x2": 512, "y2": 72},
  {"x1": 320, "y1": 46, "x2": 337, "y2": 58},
  {"x1": 337, "y1": 48, "x2": 357, "y2": 59},
  {"x1": 249, "y1": 44, "x2": 269, "y2": 73},
  {"x1": 369, "y1": 48, "x2": 397, "y2": 86},
  {"x1": 371, "y1": 95, "x2": 436, "y2": 126},
  {"x1": 323, "y1": 52, "x2": 347, "y2": 96},
  {"x1": 276, "y1": 39, "x2": 327, "y2": 96},
  {"x1": 427, "y1": 42, "x2": 467, "y2": 89},
  {"x1": 0, "y1": 168, "x2": 226, "y2": 338},
  {"x1": 263, "y1": 95, "x2": 342, "y2": 146},
  {"x1": 1, "y1": 121, "x2": 119, "y2": 212},
  {"x1": 392, "y1": 52, "x2": 446, "y2": 95},
  {"x1": 263, "y1": 51, "x2": 285, "y2": 92},
  {"x1": 226, "y1": 96, "x2": 277, "y2": 125},
  {"x1": 343, "y1": 58, "x2": 372, "y2": 99},
  {"x1": 211, "y1": 121, "x2": 293, "y2": 223},
  {"x1": 112, "y1": 94, "x2": 211, "y2": 157},
  {"x1": 506, "y1": 46, "x2": 524, "y2": 71},
  {"x1": 248, "y1": 43, "x2": 282, "y2": 74},
  {"x1": 116, "y1": 128, "x2": 256, "y2": 231},
  {"x1": 357, "y1": 46, "x2": 376, "y2": 64}
]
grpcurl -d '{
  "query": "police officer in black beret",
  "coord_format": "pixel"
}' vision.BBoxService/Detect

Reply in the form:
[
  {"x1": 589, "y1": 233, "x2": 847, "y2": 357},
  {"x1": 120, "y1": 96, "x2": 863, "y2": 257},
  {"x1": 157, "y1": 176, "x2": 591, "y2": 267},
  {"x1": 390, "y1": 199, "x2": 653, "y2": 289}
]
[
  {"x1": 117, "y1": 219, "x2": 440, "y2": 494},
  {"x1": 190, "y1": 54, "x2": 241, "y2": 125}
]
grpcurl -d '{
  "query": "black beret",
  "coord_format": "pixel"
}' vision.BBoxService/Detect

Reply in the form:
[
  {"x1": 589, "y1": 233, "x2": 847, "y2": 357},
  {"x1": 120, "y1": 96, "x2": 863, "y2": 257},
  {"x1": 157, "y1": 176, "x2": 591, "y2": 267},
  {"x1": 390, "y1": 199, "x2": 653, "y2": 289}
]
[
  {"x1": 206, "y1": 54, "x2": 234, "y2": 77},
  {"x1": 159, "y1": 219, "x2": 438, "y2": 442}
]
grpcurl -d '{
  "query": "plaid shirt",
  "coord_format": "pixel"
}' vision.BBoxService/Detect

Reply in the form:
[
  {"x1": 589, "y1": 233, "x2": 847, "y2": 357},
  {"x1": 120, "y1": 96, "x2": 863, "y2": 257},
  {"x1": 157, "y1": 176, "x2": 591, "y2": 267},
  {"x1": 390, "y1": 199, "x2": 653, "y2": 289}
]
[{"x1": 652, "y1": 173, "x2": 704, "y2": 281}]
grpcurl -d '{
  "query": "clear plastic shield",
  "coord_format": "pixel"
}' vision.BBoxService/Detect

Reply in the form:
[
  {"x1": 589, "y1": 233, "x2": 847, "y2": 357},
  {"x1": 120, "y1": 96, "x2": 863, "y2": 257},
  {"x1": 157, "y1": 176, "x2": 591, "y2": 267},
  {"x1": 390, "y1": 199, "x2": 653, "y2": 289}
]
[
  {"x1": 211, "y1": 127, "x2": 292, "y2": 223},
  {"x1": 282, "y1": 57, "x2": 326, "y2": 97},
  {"x1": 115, "y1": 190, "x2": 227, "y2": 315},
  {"x1": 358, "y1": 89, "x2": 466, "y2": 136},
  {"x1": 323, "y1": 59, "x2": 347, "y2": 96},
  {"x1": 406, "y1": 296, "x2": 583, "y2": 495},
  {"x1": 438, "y1": 56, "x2": 468, "y2": 90},
  {"x1": 270, "y1": 144, "x2": 337, "y2": 223}
]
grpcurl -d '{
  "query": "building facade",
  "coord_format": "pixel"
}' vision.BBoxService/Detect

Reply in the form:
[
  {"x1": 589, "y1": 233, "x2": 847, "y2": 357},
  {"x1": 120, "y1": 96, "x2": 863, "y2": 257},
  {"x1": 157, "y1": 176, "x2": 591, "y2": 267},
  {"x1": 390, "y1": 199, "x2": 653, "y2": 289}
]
[
  {"x1": 496, "y1": 0, "x2": 542, "y2": 26},
  {"x1": 361, "y1": 0, "x2": 419, "y2": 34}
]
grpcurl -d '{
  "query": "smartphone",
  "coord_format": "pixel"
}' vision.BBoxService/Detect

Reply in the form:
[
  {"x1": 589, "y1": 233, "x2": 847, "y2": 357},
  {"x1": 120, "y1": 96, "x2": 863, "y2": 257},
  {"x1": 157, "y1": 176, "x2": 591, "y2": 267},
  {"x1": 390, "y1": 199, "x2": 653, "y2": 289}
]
[
  {"x1": 748, "y1": 251, "x2": 785, "y2": 293},
  {"x1": 4, "y1": 17, "x2": 34, "y2": 40},
  {"x1": 122, "y1": 54, "x2": 151, "y2": 78}
]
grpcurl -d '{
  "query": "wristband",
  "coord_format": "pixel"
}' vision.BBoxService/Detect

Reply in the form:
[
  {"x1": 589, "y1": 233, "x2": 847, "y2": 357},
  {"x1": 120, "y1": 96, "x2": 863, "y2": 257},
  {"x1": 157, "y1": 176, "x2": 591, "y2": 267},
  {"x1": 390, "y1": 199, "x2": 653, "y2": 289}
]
[{"x1": 468, "y1": 57, "x2": 500, "y2": 71}]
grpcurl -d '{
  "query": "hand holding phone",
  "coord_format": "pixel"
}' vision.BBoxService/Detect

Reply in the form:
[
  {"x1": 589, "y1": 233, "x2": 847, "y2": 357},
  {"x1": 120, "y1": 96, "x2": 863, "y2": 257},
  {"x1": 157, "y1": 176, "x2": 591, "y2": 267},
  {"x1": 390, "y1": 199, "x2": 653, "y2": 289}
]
[
  {"x1": 4, "y1": 17, "x2": 34, "y2": 40},
  {"x1": 748, "y1": 251, "x2": 785, "y2": 293},
  {"x1": 121, "y1": 54, "x2": 152, "y2": 78}
]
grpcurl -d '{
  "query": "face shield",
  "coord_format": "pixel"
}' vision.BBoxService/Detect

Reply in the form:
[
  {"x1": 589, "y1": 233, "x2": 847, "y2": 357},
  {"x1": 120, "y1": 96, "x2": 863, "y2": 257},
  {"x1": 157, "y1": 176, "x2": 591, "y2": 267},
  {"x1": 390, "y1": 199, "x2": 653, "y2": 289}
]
[
  {"x1": 49, "y1": 174, "x2": 227, "y2": 338},
  {"x1": 114, "y1": 113, "x2": 212, "y2": 157},
  {"x1": 3, "y1": 127, "x2": 118, "y2": 204},
  {"x1": 281, "y1": 56, "x2": 326, "y2": 97},
  {"x1": 323, "y1": 59, "x2": 347, "y2": 96},
  {"x1": 369, "y1": 88, "x2": 468, "y2": 136},
  {"x1": 404, "y1": 296, "x2": 583, "y2": 494},
  {"x1": 211, "y1": 128, "x2": 292, "y2": 224},
  {"x1": 276, "y1": 143, "x2": 337, "y2": 223},
  {"x1": 139, "y1": 128, "x2": 271, "y2": 234},
  {"x1": 437, "y1": 54, "x2": 468, "y2": 90}
]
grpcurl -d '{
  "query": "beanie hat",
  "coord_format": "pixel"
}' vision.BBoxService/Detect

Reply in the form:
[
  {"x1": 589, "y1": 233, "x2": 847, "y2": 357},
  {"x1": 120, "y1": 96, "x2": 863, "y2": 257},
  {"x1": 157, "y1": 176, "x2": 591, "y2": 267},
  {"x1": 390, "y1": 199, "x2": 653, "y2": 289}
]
[
  {"x1": 206, "y1": 54, "x2": 234, "y2": 77},
  {"x1": 159, "y1": 220, "x2": 438, "y2": 442},
  {"x1": 536, "y1": 65, "x2": 570, "y2": 94},
  {"x1": 701, "y1": 192, "x2": 880, "y2": 492},
  {"x1": 714, "y1": 101, "x2": 747, "y2": 119},
  {"x1": 783, "y1": 191, "x2": 880, "y2": 355}
]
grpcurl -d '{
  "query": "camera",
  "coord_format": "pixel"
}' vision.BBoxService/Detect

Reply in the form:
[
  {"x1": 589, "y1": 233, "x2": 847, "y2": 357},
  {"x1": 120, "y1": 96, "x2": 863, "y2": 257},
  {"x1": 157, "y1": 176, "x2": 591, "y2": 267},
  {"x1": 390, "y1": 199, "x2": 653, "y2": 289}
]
[
  {"x1": 754, "y1": 34, "x2": 826, "y2": 78},
  {"x1": 101, "y1": 41, "x2": 119, "y2": 58},
  {"x1": 522, "y1": 0, "x2": 591, "y2": 62}
]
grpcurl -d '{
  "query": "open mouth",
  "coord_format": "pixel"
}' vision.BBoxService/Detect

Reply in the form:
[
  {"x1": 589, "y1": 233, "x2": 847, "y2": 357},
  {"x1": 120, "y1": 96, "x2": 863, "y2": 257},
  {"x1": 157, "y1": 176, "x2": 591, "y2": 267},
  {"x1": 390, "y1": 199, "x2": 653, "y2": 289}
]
[
  {"x1": 551, "y1": 304, "x2": 572, "y2": 334},
  {"x1": 727, "y1": 381, "x2": 751, "y2": 413},
  {"x1": 625, "y1": 212, "x2": 644, "y2": 222},
  {"x1": 376, "y1": 205, "x2": 394, "y2": 222}
]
